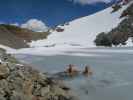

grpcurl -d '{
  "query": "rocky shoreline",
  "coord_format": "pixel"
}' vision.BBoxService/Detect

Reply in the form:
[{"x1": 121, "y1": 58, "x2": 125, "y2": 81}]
[{"x1": 0, "y1": 48, "x2": 77, "y2": 100}]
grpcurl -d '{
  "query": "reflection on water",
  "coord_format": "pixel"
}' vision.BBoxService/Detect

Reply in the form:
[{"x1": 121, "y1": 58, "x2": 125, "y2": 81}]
[{"x1": 15, "y1": 47, "x2": 133, "y2": 100}]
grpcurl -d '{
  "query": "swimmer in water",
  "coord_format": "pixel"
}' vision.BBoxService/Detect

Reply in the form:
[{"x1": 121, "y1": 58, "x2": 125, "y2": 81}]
[
  {"x1": 66, "y1": 64, "x2": 79, "y2": 76},
  {"x1": 83, "y1": 65, "x2": 93, "y2": 76}
]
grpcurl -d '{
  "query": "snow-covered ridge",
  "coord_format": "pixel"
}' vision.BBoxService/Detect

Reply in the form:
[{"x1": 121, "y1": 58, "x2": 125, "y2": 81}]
[
  {"x1": 29, "y1": 3, "x2": 130, "y2": 48},
  {"x1": 1, "y1": 2, "x2": 132, "y2": 56}
]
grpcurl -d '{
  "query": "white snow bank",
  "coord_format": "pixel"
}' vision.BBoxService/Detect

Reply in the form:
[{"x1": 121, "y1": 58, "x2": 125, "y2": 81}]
[
  {"x1": 0, "y1": 45, "x2": 16, "y2": 53},
  {"x1": 11, "y1": 44, "x2": 85, "y2": 56},
  {"x1": 29, "y1": 3, "x2": 129, "y2": 48},
  {"x1": 126, "y1": 38, "x2": 133, "y2": 47}
]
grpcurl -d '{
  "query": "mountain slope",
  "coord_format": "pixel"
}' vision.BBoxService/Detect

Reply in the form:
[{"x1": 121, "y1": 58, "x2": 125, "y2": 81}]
[
  {"x1": 95, "y1": 1, "x2": 133, "y2": 47},
  {"x1": 29, "y1": 2, "x2": 130, "y2": 48},
  {"x1": 0, "y1": 25, "x2": 28, "y2": 49},
  {"x1": 3, "y1": 1, "x2": 132, "y2": 55},
  {"x1": 0, "y1": 24, "x2": 49, "y2": 49}
]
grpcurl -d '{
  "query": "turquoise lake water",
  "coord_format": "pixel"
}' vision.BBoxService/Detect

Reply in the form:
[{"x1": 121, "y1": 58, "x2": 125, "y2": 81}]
[{"x1": 15, "y1": 47, "x2": 133, "y2": 100}]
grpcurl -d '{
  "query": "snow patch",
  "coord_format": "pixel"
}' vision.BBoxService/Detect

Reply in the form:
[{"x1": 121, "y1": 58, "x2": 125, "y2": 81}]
[
  {"x1": 126, "y1": 38, "x2": 133, "y2": 47},
  {"x1": 29, "y1": 3, "x2": 129, "y2": 48},
  {"x1": 0, "y1": 45, "x2": 16, "y2": 53}
]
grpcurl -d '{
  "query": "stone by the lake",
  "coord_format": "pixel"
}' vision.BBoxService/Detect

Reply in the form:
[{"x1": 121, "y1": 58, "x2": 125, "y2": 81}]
[{"x1": 0, "y1": 65, "x2": 9, "y2": 79}]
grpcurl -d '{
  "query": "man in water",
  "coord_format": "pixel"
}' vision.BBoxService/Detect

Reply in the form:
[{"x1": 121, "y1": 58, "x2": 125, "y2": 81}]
[
  {"x1": 66, "y1": 64, "x2": 79, "y2": 76},
  {"x1": 83, "y1": 65, "x2": 93, "y2": 76}
]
